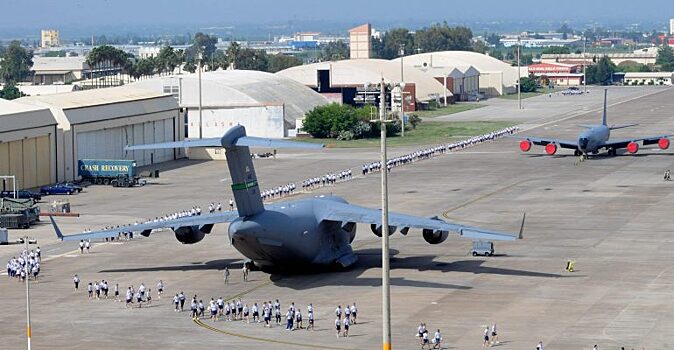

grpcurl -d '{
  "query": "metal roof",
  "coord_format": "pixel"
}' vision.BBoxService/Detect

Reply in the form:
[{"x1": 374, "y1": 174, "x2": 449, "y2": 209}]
[
  {"x1": 31, "y1": 56, "x2": 89, "y2": 73},
  {"x1": 0, "y1": 99, "x2": 57, "y2": 134}
]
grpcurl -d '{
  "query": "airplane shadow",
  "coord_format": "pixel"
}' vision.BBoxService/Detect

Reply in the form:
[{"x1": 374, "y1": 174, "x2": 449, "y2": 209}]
[{"x1": 99, "y1": 259, "x2": 243, "y2": 273}]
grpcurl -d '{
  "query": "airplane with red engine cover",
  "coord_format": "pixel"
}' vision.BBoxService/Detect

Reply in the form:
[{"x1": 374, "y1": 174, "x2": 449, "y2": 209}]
[{"x1": 515, "y1": 90, "x2": 672, "y2": 159}]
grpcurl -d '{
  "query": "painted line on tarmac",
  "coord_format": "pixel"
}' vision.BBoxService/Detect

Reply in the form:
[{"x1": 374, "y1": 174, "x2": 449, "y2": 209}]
[
  {"x1": 442, "y1": 178, "x2": 532, "y2": 218},
  {"x1": 193, "y1": 318, "x2": 357, "y2": 350}
]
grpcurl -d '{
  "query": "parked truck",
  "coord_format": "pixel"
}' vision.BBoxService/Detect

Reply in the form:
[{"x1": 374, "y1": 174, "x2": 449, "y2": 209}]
[
  {"x1": 78, "y1": 159, "x2": 140, "y2": 186},
  {"x1": 0, "y1": 197, "x2": 40, "y2": 229}
]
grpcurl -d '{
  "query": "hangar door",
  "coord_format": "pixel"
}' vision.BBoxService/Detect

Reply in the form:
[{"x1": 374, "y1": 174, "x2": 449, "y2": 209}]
[
  {"x1": 76, "y1": 118, "x2": 175, "y2": 167},
  {"x1": 0, "y1": 136, "x2": 51, "y2": 190}
]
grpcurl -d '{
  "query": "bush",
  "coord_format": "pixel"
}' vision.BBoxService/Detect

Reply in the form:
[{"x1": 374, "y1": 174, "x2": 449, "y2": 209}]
[
  {"x1": 408, "y1": 114, "x2": 422, "y2": 129},
  {"x1": 519, "y1": 77, "x2": 538, "y2": 93},
  {"x1": 302, "y1": 103, "x2": 359, "y2": 138}
]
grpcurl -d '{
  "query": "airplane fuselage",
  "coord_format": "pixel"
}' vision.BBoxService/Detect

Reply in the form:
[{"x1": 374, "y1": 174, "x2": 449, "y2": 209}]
[
  {"x1": 227, "y1": 196, "x2": 358, "y2": 269},
  {"x1": 578, "y1": 125, "x2": 610, "y2": 154}
]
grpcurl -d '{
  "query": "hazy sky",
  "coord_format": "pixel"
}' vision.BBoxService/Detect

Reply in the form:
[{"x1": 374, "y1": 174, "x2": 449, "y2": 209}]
[{"x1": 3, "y1": 0, "x2": 673, "y2": 35}]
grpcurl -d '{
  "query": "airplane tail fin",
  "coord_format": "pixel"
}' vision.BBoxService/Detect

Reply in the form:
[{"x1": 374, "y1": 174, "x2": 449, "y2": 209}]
[
  {"x1": 125, "y1": 125, "x2": 323, "y2": 217},
  {"x1": 601, "y1": 89, "x2": 608, "y2": 126}
]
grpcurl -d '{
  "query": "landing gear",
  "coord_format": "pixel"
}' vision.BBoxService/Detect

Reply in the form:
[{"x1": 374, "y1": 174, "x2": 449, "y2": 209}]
[
  {"x1": 607, "y1": 148, "x2": 617, "y2": 156},
  {"x1": 574, "y1": 150, "x2": 582, "y2": 156}
]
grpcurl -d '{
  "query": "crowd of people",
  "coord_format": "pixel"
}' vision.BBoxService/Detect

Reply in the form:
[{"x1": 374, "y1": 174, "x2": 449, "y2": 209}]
[
  {"x1": 74, "y1": 275, "x2": 165, "y2": 309},
  {"x1": 360, "y1": 126, "x2": 519, "y2": 175},
  {"x1": 5, "y1": 246, "x2": 41, "y2": 282},
  {"x1": 301, "y1": 169, "x2": 354, "y2": 190},
  {"x1": 261, "y1": 183, "x2": 296, "y2": 201}
]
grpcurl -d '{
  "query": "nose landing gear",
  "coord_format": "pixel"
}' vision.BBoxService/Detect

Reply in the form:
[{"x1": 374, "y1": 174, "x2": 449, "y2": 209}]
[{"x1": 607, "y1": 148, "x2": 616, "y2": 156}]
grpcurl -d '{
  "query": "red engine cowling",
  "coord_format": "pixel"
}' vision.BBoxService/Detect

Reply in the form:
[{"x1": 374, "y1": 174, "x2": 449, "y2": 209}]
[
  {"x1": 519, "y1": 140, "x2": 532, "y2": 152},
  {"x1": 545, "y1": 143, "x2": 557, "y2": 155},
  {"x1": 627, "y1": 141, "x2": 639, "y2": 154},
  {"x1": 659, "y1": 138, "x2": 670, "y2": 150}
]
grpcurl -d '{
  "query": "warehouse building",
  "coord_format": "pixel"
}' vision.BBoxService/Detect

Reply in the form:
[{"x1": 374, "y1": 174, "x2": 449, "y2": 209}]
[
  {"x1": 624, "y1": 72, "x2": 674, "y2": 86},
  {"x1": 131, "y1": 70, "x2": 328, "y2": 159},
  {"x1": 18, "y1": 86, "x2": 182, "y2": 181},
  {"x1": 276, "y1": 58, "x2": 451, "y2": 111},
  {"x1": 0, "y1": 99, "x2": 58, "y2": 189},
  {"x1": 392, "y1": 56, "x2": 480, "y2": 102},
  {"x1": 395, "y1": 51, "x2": 524, "y2": 97},
  {"x1": 32, "y1": 56, "x2": 90, "y2": 85}
]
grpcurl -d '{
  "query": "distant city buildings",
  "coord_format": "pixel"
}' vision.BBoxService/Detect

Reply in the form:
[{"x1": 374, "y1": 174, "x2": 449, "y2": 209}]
[
  {"x1": 500, "y1": 32, "x2": 581, "y2": 48},
  {"x1": 41, "y1": 29, "x2": 60, "y2": 48},
  {"x1": 349, "y1": 23, "x2": 371, "y2": 59}
]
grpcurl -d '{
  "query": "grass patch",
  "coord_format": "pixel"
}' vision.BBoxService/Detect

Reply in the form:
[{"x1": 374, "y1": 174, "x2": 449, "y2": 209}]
[
  {"x1": 413, "y1": 103, "x2": 485, "y2": 118},
  {"x1": 294, "y1": 121, "x2": 517, "y2": 148},
  {"x1": 498, "y1": 87, "x2": 565, "y2": 100}
]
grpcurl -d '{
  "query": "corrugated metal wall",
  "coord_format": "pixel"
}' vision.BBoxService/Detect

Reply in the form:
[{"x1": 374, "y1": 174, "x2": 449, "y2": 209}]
[
  {"x1": 0, "y1": 136, "x2": 51, "y2": 189},
  {"x1": 76, "y1": 118, "x2": 175, "y2": 167}
]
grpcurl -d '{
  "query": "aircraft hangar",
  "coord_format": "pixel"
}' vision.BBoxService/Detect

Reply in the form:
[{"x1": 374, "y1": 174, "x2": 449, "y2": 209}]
[
  {"x1": 17, "y1": 86, "x2": 183, "y2": 182},
  {"x1": 0, "y1": 99, "x2": 58, "y2": 189}
]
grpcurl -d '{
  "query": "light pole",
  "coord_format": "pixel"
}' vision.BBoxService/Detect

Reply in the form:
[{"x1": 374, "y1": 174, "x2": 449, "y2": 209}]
[
  {"x1": 399, "y1": 82, "x2": 406, "y2": 138},
  {"x1": 198, "y1": 48, "x2": 204, "y2": 139},
  {"x1": 583, "y1": 35, "x2": 587, "y2": 93},
  {"x1": 24, "y1": 236, "x2": 35, "y2": 350},
  {"x1": 379, "y1": 78, "x2": 391, "y2": 350},
  {"x1": 517, "y1": 36, "x2": 522, "y2": 110}
]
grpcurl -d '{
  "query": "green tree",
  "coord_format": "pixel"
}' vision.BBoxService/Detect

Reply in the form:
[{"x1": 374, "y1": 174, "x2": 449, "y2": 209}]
[
  {"x1": 484, "y1": 33, "x2": 501, "y2": 46},
  {"x1": 617, "y1": 61, "x2": 651, "y2": 73},
  {"x1": 414, "y1": 23, "x2": 473, "y2": 53},
  {"x1": 183, "y1": 60, "x2": 197, "y2": 73},
  {"x1": 656, "y1": 46, "x2": 674, "y2": 72},
  {"x1": 157, "y1": 46, "x2": 179, "y2": 75},
  {"x1": 542, "y1": 46, "x2": 571, "y2": 55},
  {"x1": 0, "y1": 41, "x2": 33, "y2": 83},
  {"x1": 234, "y1": 48, "x2": 268, "y2": 71},
  {"x1": 320, "y1": 41, "x2": 349, "y2": 61},
  {"x1": 377, "y1": 28, "x2": 414, "y2": 59},
  {"x1": 557, "y1": 23, "x2": 574, "y2": 40},
  {"x1": 302, "y1": 103, "x2": 360, "y2": 138},
  {"x1": 267, "y1": 54, "x2": 302, "y2": 73},
  {"x1": 472, "y1": 40, "x2": 489, "y2": 54},
  {"x1": 86, "y1": 45, "x2": 130, "y2": 86},
  {"x1": 191, "y1": 32, "x2": 218, "y2": 59},
  {"x1": 0, "y1": 83, "x2": 23, "y2": 100},
  {"x1": 586, "y1": 56, "x2": 617, "y2": 85},
  {"x1": 519, "y1": 76, "x2": 537, "y2": 93}
]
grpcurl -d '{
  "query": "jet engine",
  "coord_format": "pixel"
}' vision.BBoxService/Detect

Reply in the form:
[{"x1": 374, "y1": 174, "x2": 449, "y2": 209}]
[
  {"x1": 342, "y1": 222, "x2": 357, "y2": 243},
  {"x1": 627, "y1": 141, "x2": 639, "y2": 154},
  {"x1": 422, "y1": 228, "x2": 449, "y2": 244},
  {"x1": 371, "y1": 224, "x2": 396, "y2": 237},
  {"x1": 659, "y1": 138, "x2": 670, "y2": 150},
  {"x1": 545, "y1": 143, "x2": 557, "y2": 155},
  {"x1": 519, "y1": 140, "x2": 532, "y2": 152},
  {"x1": 173, "y1": 226, "x2": 206, "y2": 244}
]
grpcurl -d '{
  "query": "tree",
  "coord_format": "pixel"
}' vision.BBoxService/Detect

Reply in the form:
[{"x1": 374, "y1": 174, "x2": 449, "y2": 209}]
[
  {"x1": 542, "y1": 46, "x2": 571, "y2": 55},
  {"x1": 235, "y1": 48, "x2": 268, "y2": 71},
  {"x1": 320, "y1": 41, "x2": 349, "y2": 61},
  {"x1": 656, "y1": 46, "x2": 674, "y2": 72},
  {"x1": 472, "y1": 40, "x2": 489, "y2": 54},
  {"x1": 157, "y1": 46, "x2": 179, "y2": 75},
  {"x1": 86, "y1": 45, "x2": 130, "y2": 86},
  {"x1": 617, "y1": 61, "x2": 651, "y2": 73},
  {"x1": 414, "y1": 23, "x2": 473, "y2": 53},
  {"x1": 557, "y1": 23, "x2": 574, "y2": 40},
  {"x1": 484, "y1": 33, "x2": 501, "y2": 46},
  {"x1": 0, "y1": 83, "x2": 23, "y2": 100},
  {"x1": 586, "y1": 56, "x2": 617, "y2": 85},
  {"x1": 519, "y1": 77, "x2": 537, "y2": 93},
  {"x1": 267, "y1": 54, "x2": 302, "y2": 73},
  {"x1": 183, "y1": 60, "x2": 197, "y2": 73},
  {"x1": 376, "y1": 28, "x2": 414, "y2": 59},
  {"x1": 191, "y1": 32, "x2": 217, "y2": 60},
  {"x1": 0, "y1": 41, "x2": 33, "y2": 83},
  {"x1": 490, "y1": 50, "x2": 504, "y2": 60},
  {"x1": 302, "y1": 103, "x2": 360, "y2": 138}
]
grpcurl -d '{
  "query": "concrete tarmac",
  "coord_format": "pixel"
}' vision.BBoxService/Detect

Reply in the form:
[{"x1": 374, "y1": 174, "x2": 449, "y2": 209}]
[{"x1": 2, "y1": 86, "x2": 674, "y2": 349}]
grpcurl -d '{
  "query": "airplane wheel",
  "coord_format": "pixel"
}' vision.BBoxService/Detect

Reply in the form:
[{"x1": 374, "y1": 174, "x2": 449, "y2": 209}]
[
  {"x1": 574, "y1": 150, "x2": 581, "y2": 156},
  {"x1": 472, "y1": 252, "x2": 478, "y2": 257}
]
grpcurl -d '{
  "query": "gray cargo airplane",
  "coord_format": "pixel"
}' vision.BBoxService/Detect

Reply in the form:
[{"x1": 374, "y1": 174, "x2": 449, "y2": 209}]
[
  {"x1": 50, "y1": 125, "x2": 522, "y2": 270},
  {"x1": 517, "y1": 90, "x2": 672, "y2": 159}
]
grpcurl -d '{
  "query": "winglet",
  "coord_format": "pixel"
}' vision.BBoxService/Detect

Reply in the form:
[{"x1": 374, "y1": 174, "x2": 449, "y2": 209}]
[
  {"x1": 518, "y1": 212, "x2": 526, "y2": 239},
  {"x1": 49, "y1": 216, "x2": 65, "y2": 240}
]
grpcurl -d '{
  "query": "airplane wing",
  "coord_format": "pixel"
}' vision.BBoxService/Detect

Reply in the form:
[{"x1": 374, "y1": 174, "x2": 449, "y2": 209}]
[
  {"x1": 510, "y1": 136, "x2": 578, "y2": 150},
  {"x1": 317, "y1": 200, "x2": 522, "y2": 241},
  {"x1": 603, "y1": 134, "x2": 674, "y2": 150},
  {"x1": 49, "y1": 211, "x2": 240, "y2": 241}
]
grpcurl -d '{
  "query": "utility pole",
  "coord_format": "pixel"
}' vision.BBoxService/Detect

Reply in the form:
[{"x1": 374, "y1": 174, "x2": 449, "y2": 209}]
[
  {"x1": 198, "y1": 51, "x2": 203, "y2": 139},
  {"x1": 400, "y1": 45, "x2": 405, "y2": 138},
  {"x1": 583, "y1": 35, "x2": 587, "y2": 93},
  {"x1": 379, "y1": 77, "x2": 391, "y2": 350},
  {"x1": 24, "y1": 236, "x2": 32, "y2": 350},
  {"x1": 517, "y1": 36, "x2": 522, "y2": 110}
]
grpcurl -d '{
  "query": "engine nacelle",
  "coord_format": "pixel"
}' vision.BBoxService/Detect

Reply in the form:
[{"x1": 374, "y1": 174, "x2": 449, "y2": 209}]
[
  {"x1": 422, "y1": 228, "x2": 449, "y2": 244},
  {"x1": 519, "y1": 140, "x2": 532, "y2": 152},
  {"x1": 545, "y1": 143, "x2": 557, "y2": 155},
  {"x1": 627, "y1": 141, "x2": 639, "y2": 154},
  {"x1": 173, "y1": 226, "x2": 206, "y2": 244},
  {"x1": 371, "y1": 224, "x2": 396, "y2": 237},
  {"x1": 342, "y1": 222, "x2": 357, "y2": 243},
  {"x1": 659, "y1": 138, "x2": 670, "y2": 150}
]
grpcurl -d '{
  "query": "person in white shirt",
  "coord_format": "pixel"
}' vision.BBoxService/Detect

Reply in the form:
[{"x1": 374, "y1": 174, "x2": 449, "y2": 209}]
[
  {"x1": 422, "y1": 330, "x2": 430, "y2": 349},
  {"x1": 156, "y1": 280, "x2": 164, "y2": 299},
  {"x1": 343, "y1": 316, "x2": 350, "y2": 337},
  {"x1": 433, "y1": 329, "x2": 442, "y2": 349},
  {"x1": 85, "y1": 240, "x2": 91, "y2": 253},
  {"x1": 334, "y1": 317, "x2": 341, "y2": 338},
  {"x1": 536, "y1": 341, "x2": 544, "y2": 350},
  {"x1": 243, "y1": 304, "x2": 250, "y2": 323},
  {"x1": 350, "y1": 304, "x2": 357, "y2": 324},
  {"x1": 483, "y1": 327, "x2": 490, "y2": 347},
  {"x1": 79, "y1": 240, "x2": 85, "y2": 254},
  {"x1": 490, "y1": 323, "x2": 499, "y2": 345},
  {"x1": 73, "y1": 274, "x2": 80, "y2": 290}
]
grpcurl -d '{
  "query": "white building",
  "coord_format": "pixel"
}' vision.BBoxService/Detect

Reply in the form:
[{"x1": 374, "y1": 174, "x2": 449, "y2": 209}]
[
  {"x1": 18, "y1": 86, "x2": 183, "y2": 181},
  {"x1": 130, "y1": 70, "x2": 329, "y2": 159},
  {"x1": 32, "y1": 56, "x2": 90, "y2": 85},
  {"x1": 624, "y1": 72, "x2": 674, "y2": 86},
  {"x1": 139, "y1": 47, "x2": 161, "y2": 59},
  {"x1": 670, "y1": 18, "x2": 674, "y2": 35}
]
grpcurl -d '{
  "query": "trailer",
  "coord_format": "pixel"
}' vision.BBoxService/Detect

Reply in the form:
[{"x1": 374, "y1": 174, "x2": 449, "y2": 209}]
[{"x1": 78, "y1": 159, "x2": 138, "y2": 185}]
